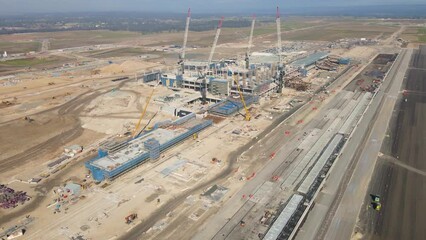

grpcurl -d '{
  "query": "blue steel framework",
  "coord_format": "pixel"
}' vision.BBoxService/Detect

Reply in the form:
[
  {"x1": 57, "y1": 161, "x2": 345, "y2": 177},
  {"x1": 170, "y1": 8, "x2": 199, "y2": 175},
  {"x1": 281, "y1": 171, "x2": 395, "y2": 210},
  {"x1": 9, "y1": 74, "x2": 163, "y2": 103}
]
[
  {"x1": 85, "y1": 116, "x2": 212, "y2": 182},
  {"x1": 208, "y1": 95, "x2": 259, "y2": 116}
]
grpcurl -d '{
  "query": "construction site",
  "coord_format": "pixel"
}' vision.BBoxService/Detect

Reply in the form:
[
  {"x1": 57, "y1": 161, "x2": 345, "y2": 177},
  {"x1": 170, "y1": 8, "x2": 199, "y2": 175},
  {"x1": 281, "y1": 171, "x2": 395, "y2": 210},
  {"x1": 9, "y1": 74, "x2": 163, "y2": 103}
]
[{"x1": 0, "y1": 5, "x2": 417, "y2": 240}]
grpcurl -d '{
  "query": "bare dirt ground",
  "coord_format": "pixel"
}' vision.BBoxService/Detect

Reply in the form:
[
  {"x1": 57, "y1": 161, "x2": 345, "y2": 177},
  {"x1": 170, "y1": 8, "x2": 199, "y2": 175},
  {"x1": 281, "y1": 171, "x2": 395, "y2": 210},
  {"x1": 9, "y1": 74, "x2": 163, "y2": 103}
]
[
  {"x1": 0, "y1": 58, "x2": 165, "y2": 183},
  {"x1": 0, "y1": 19, "x2": 409, "y2": 239}
]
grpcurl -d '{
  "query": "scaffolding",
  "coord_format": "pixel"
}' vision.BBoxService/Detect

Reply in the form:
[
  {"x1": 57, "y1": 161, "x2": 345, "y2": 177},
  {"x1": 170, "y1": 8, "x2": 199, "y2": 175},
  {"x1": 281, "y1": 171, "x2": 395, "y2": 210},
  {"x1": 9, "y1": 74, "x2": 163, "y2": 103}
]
[
  {"x1": 85, "y1": 116, "x2": 212, "y2": 182},
  {"x1": 144, "y1": 138, "x2": 160, "y2": 160}
]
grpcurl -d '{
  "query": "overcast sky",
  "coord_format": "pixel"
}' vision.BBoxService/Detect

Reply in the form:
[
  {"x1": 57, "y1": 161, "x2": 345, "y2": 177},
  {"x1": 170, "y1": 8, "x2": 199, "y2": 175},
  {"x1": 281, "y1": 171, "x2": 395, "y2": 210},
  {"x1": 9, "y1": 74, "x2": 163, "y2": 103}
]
[{"x1": 0, "y1": 0, "x2": 424, "y2": 14}]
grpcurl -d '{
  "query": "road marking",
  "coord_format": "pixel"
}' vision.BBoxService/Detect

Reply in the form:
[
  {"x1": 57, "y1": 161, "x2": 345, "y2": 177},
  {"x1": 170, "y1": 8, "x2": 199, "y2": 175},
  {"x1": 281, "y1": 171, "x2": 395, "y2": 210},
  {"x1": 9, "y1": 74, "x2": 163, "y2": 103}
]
[{"x1": 380, "y1": 155, "x2": 426, "y2": 177}]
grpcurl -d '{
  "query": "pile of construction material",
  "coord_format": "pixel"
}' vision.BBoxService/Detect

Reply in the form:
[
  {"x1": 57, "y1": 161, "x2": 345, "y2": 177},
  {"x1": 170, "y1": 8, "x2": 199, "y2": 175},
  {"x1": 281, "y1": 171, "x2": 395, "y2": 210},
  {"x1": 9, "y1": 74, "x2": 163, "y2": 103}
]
[
  {"x1": 285, "y1": 77, "x2": 310, "y2": 91},
  {"x1": 51, "y1": 182, "x2": 82, "y2": 214},
  {"x1": 0, "y1": 185, "x2": 30, "y2": 209},
  {"x1": 64, "y1": 145, "x2": 83, "y2": 157},
  {"x1": 315, "y1": 55, "x2": 351, "y2": 71},
  {"x1": 316, "y1": 57, "x2": 339, "y2": 71},
  {"x1": 0, "y1": 78, "x2": 21, "y2": 87}
]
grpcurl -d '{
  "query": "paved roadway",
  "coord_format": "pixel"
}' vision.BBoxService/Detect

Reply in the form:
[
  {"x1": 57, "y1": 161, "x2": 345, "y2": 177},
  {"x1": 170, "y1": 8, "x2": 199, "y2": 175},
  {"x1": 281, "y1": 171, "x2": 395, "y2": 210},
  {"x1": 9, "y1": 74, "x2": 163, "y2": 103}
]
[{"x1": 319, "y1": 49, "x2": 412, "y2": 240}]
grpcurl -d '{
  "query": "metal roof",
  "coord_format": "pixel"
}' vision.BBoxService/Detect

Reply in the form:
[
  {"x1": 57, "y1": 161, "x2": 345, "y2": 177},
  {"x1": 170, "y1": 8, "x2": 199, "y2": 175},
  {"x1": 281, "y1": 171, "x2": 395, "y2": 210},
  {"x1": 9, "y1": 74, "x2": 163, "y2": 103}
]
[
  {"x1": 281, "y1": 118, "x2": 341, "y2": 189},
  {"x1": 91, "y1": 128, "x2": 181, "y2": 171},
  {"x1": 297, "y1": 134, "x2": 343, "y2": 195},
  {"x1": 291, "y1": 52, "x2": 328, "y2": 68},
  {"x1": 263, "y1": 194, "x2": 304, "y2": 240},
  {"x1": 338, "y1": 92, "x2": 372, "y2": 135}
]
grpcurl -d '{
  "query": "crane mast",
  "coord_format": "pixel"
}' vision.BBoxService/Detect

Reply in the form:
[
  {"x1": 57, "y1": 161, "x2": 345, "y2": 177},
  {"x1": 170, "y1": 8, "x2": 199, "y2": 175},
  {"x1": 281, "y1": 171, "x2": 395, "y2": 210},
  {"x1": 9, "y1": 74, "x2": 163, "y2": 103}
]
[
  {"x1": 201, "y1": 17, "x2": 223, "y2": 105},
  {"x1": 179, "y1": 8, "x2": 191, "y2": 74},
  {"x1": 208, "y1": 17, "x2": 224, "y2": 65},
  {"x1": 230, "y1": 69, "x2": 251, "y2": 121},
  {"x1": 275, "y1": 6, "x2": 285, "y2": 94},
  {"x1": 276, "y1": 7, "x2": 282, "y2": 63},
  {"x1": 246, "y1": 15, "x2": 256, "y2": 69},
  {"x1": 248, "y1": 15, "x2": 256, "y2": 56},
  {"x1": 181, "y1": 8, "x2": 191, "y2": 61},
  {"x1": 132, "y1": 81, "x2": 160, "y2": 138}
]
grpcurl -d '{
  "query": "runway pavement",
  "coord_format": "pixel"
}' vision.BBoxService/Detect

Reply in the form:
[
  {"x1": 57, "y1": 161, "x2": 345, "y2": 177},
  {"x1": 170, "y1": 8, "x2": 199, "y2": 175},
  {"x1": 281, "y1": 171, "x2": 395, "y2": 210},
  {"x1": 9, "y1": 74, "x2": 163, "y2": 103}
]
[
  {"x1": 317, "y1": 48, "x2": 412, "y2": 240},
  {"x1": 358, "y1": 45, "x2": 426, "y2": 240}
]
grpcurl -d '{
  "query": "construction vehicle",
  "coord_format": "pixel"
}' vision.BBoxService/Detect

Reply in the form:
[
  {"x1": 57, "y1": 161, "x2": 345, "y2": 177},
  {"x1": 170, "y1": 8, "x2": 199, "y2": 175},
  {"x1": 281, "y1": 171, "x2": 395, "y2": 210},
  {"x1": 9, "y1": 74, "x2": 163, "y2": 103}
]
[
  {"x1": 245, "y1": 15, "x2": 256, "y2": 69},
  {"x1": 125, "y1": 213, "x2": 138, "y2": 224},
  {"x1": 132, "y1": 81, "x2": 160, "y2": 138},
  {"x1": 231, "y1": 70, "x2": 251, "y2": 121},
  {"x1": 370, "y1": 193, "x2": 382, "y2": 211},
  {"x1": 207, "y1": 17, "x2": 224, "y2": 67},
  {"x1": 371, "y1": 202, "x2": 382, "y2": 211},
  {"x1": 199, "y1": 17, "x2": 224, "y2": 105},
  {"x1": 178, "y1": 8, "x2": 191, "y2": 75},
  {"x1": 274, "y1": 6, "x2": 285, "y2": 93},
  {"x1": 371, "y1": 194, "x2": 381, "y2": 202}
]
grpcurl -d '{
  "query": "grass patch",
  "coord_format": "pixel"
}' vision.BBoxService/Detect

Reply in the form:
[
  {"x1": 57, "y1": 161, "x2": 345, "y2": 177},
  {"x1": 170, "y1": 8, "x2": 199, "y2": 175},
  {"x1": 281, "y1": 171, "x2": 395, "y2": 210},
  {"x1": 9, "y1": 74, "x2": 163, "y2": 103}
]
[
  {"x1": 282, "y1": 21, "x2": 314, "y2": 31},
  {"x1": 401, "y1": 27, "x2": 426, "y2": 43},
  {"x1": 87, "y1": 47, "x2": 148, "y2": 58},
  {"x1": 0, "y1": 56, "x2": 64, "y2": 67},
  {"x1": 253, "y1": 21, "x2": 322, "y2": 36},
  {"x1": 418, "y1": 35, "x2": 426, "y2": 43},
  {"x1": 0, "y1": 41, "x2": 41, "y2": 54},
  {"x1": 282, "y1": 29, "x2": 382, "y2": 41},
  {"x1": 418, "y1": 28, "x2": 426, "y2": 35},
  {"x1": 253, "y1": 26, "x2": 275, "y2": 36},
  {"x1": 49, "y1": 30, "x2": 142, "y2": 49}
]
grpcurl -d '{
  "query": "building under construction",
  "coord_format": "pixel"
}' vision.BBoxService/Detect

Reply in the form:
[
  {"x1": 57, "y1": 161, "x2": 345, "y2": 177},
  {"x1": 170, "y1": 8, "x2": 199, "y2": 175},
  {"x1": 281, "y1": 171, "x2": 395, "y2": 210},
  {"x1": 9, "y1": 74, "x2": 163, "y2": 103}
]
[
  {"x1": 159, "y1": 8, "x2": 284, "y2": 101},
  {"x1": 208, "y1": 94, "x2": 259, "y2": 117},
  {"x1": 85, "y1": 114, "x2": 212, "y2": 182}
]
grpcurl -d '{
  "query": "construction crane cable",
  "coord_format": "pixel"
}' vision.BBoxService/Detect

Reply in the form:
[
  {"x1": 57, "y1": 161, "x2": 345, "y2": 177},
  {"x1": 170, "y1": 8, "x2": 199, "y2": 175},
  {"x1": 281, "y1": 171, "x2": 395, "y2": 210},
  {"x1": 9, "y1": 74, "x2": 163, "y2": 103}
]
[
  {"x1": 230, "y1": 69, "x2": 251, "y2": 121},
  {"x1": 132, "y1": 81, "x2": 160, "y2": 138},
  {"x1": 135, "y1": 111, "x2": 158, "y2": 138}
]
